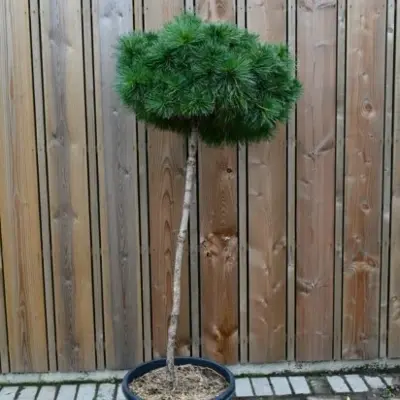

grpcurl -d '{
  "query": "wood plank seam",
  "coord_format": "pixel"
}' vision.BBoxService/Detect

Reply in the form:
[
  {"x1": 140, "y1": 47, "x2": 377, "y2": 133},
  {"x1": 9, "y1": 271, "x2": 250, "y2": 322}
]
[
  {"x1": 286, "y1": 0, "x2": 297, "y2": 362},
  {"x1": 379, "y1": 0, "x2": 395, "y2": 359},
  {"x1": 0, "y1": 219, "x2": 10, "y2": 372},
  {"x1": 29, "y1": 0, "x2": 58, "y2": 372},
  {"x1": 82, "y1": 0, "x2": 106, "y2": 369},
  {"x1": 334, "y1": 0, "x2": 347, "y2": 361}
]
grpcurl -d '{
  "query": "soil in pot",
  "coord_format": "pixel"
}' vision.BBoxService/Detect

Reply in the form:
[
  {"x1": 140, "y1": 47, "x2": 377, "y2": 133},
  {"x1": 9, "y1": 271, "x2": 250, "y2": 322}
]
[{"x1": 129, "y1": 363, "x2": 229, "y2": 400}]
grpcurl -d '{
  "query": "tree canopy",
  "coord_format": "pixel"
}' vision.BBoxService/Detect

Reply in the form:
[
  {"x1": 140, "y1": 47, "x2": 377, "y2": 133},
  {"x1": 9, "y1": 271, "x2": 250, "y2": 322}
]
[{"x1": 115, "y1": 13, "x2": 302, "y2": 146}]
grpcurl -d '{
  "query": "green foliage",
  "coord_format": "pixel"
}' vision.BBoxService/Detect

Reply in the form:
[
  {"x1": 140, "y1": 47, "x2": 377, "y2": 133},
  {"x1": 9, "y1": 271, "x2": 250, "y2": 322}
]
[{"x1": 115, "y1": 13, "x2": 302, "y2": 146}]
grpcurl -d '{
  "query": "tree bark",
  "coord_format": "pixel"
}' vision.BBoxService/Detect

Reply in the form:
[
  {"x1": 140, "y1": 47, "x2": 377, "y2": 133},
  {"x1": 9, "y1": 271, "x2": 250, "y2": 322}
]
[{"x1": 166, "y1": 128, "x2": 198, "y2": 387}]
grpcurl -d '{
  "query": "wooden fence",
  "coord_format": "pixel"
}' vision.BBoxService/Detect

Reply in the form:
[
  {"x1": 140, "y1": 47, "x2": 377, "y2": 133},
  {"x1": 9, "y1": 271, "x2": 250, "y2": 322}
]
[{"x1": 0, "y1": 0, "x2": 399, "y2": 374}]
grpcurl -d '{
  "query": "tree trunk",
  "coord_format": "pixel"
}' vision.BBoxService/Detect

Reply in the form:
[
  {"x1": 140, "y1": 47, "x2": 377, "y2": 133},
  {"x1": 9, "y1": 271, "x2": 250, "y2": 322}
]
[{"x1": 166, "y1": 128, "x2": 198, "y2": 387}]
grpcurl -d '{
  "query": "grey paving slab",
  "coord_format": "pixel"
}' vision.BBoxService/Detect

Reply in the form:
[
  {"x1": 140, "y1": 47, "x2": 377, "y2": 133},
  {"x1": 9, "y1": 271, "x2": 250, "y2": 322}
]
[
  {"x1": 76, "y1": 383, "x2": 97, "y2": 400},
  {"x1": 326, "y1": 376, "x2": 349, "y2": 393},
  {"x1": 270, "y1": 377, "x2": 292, "y2": 396},
  {"x1": 251, "y1": 377, "x2": 273, "y2": 396},
  {"x1": 307, "y1": 376, "x2": 333, "y2": 395},
  {"x1": 36, "y1": 386, "x2": 57, "y2": 400},
  {"x1": 363, "y1": 376, "x2": 386, "y2": 389},
  {"x1": 344, "y1": 374, "x2": 368, "y2": 392},
  {"x1": 116, "y1": 385, "x2": 125, "y2": 400},
  {"x1": 97, "y1": 383, "x2": 116, "y2": 399},
  {"x1": 0, "y1": 387, "x2": 18, "y2": 400},
  {"x1": 235, "y1": 378, "x2": 253, "y2": 397},
  {"x1": 17, "y1": 386, "x2": 38, "y2": 399},
  {"x1": 56, "y1": 385, "x2": 77, "y2": 399},
  {"x1": 289, "y1": 376, "x2": 311, "y2": 394}
]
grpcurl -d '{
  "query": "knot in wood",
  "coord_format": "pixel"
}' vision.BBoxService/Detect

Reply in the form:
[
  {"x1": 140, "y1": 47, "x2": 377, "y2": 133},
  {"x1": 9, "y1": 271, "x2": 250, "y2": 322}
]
[{"x1": 361, "y1": 99, "x2": 376, "y2": 119}]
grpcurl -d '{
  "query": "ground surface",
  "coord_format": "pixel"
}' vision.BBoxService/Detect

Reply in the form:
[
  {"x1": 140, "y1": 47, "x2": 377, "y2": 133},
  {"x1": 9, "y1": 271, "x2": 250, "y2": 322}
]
[{"x1": 0, "y1": 374, "x2": 399, "y2": 399}]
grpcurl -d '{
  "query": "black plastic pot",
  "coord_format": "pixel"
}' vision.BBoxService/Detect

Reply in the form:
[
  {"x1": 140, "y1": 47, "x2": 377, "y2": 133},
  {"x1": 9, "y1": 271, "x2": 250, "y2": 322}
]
[{"x1": 121, "y1": 357, "x2": 236, "y2": 400}]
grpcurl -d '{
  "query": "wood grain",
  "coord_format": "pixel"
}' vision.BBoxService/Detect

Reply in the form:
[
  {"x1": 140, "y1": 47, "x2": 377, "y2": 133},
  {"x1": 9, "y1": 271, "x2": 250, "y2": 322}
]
[
  {"x1": 247, "y1": 0, "x2": 287, "y2": 363},
  {"x1": 40, "y1": 0, "x2": 95, "y2": 371},
  {"x1": 296, "y1": 0, "x2": 336, "y2": 361},
  {"x1": 82, "y1": 0, "x2": 105, "y2": 369},
  {"x1": 388, "y1": 0, "x2": 400, "y2": 358},
  {"x1": 286, "y1": 0, "x2": 296, "y2": 362},
  {"x1": 342, "y1": 0, "x2": 386, "y2": 360},
  {"x1": 0, "y1": 0, "x2": 48, "y2": 372},
  {"x1": 143, "y1": 0, "x2": 191, "y2": 359},
  {"x1": 334, "y1": 0, "x2": 346, "y2": 360},
  {"x1": 196, "y1": 0, "x2": 239, "y2": 364},
  {"x1": 0, "y1": 222, "x2": 9, "y2": 373},
  {"x1": 380, "y1": 0, "x2": 394, "y2": 358},
  {"x1": 93, "y1": 0, "x2": 143, "y2": 368},
  {"x1": 30, "y1": 0, "x2": 57, "y2": 372},
  {"x1": 237, "y1": 0, "x2": 247, "y2": 365}
]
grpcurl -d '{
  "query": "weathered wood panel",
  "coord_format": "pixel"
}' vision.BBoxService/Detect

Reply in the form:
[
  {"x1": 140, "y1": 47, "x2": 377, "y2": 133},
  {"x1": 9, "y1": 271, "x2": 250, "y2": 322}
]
[
  {"x1": 296, "y1": 0, "x2": 336, "y2": 361},
  {"x1": 342, "y1": 0, "x2": 386, "y2": 360},
  {"x1": 40, "y1": 0, "x2": 95, "y2": 371},
  {"x1": 144, "y1": 0, "x2": 191, "y2": 359},
  {"x1": 30, "y1": 0, "x2": 57, "y2": 372},
  {"x1": 93, "y1": 0, "x2": 143, "y2": 368},
  {"x1": 247, "y1": 0, "x2": 287, "y2": 363},
  {"x1": 286, "y1": 0, "x2": 297, "y2": 362},
  {"x1": 196, "y1": 0, "x2": 239, "y2": 365},
  {"x1": 0, "y1": 223, "x2": 9, "y2": 373},
  {"x1": 82, "y1": 0, "x2": 105, "y2": 369},
  {"x1": 380, "y1": 0, "x2": 395, "y2": 358},
  {"x1": 334, "y1": 0, "x2": 346, "y2": 360},
  {"x1": 388, "y1": 0, "x2": 400, "y2": 358},
  {"x1": 0, "y1": 0, "x2": 48, "y2": 372}
]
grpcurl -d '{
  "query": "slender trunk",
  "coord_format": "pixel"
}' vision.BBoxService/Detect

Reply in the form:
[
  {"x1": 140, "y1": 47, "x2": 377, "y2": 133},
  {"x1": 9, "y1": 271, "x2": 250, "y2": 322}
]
[{"x1": 166, "y1": 128, "x2": 198, "y2": 387}]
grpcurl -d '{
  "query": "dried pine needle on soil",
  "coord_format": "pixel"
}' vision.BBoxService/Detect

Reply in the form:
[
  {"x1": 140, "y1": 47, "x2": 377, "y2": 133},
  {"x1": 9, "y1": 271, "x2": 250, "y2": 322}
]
[{"x1": 129, "y1": 364, "x2": 229, "y2": 400}]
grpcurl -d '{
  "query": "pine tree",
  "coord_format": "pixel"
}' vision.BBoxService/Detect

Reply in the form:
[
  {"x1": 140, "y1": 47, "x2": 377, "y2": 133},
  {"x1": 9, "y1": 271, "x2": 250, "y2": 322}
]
[{"x1": 115, "y1": 12, "x2": 302, "y2": 388}]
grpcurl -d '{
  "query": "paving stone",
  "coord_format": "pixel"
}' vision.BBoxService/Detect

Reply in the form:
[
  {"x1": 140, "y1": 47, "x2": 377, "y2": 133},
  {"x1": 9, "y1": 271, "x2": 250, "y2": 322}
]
[
  {"x1": 97, "y1": 383, "x2": 116, "y2": 399},
  {"x1": 363, "y1": 376, "x2": 386, "y2": 389},
  {"x1": 344, "y1": 374, "x2": 368, "y2": 392},
  {"x1": 116, "y1": 385, "x2": 125, "y2": 400},
  {"x1": 76, "y1": 383, "x2": 97, "y2": 400},
  {"x1": 383, "y1": 376, "x2": 393, "y2": 386},
  {"x1": 270, "y1": 377, "x2": 292, "y2": 396},
  {"x1": 0, "y1": 387, "x2": 19, "y2": 400},
  {"x1": 289, "y1": 376, "x2": 311, "y2": 394},
  {"x1": 307, "y1": 397, "x2": 343, "y2": 400},
  {"x1": 251, "y1": 377, "x2": 273, "y2": 396},
  {"x1": 235, "y1": 378, "x2": 253, "y2": 397},
  {"x1": 57, "y1": 385, "x2": 77, "y2": 399},
  {"x1": 17, "y1": 386, "x2": 38, "y2": 399},
  {"x1": 326, "y1": 376, "x2": 349, "y2": 393},
  {"x1": 36, "y1": 386, "x2": 57, "y2": 400},
  {"x1": 307, "y1": 376, "x2": 333, "y2": 395}
]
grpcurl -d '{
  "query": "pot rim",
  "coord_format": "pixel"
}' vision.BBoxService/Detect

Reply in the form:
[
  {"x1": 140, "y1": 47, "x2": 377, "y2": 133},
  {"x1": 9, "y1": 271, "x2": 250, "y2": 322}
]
[{"x1": 121, "y1": 356, "x2": 235, "y2": 400}]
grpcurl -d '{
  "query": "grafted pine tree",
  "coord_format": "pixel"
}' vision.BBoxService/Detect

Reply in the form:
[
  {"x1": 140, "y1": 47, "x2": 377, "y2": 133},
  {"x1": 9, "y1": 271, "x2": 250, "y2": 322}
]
[{"x1": 115, "y1": 13, "x2": 301, "y2": 387}]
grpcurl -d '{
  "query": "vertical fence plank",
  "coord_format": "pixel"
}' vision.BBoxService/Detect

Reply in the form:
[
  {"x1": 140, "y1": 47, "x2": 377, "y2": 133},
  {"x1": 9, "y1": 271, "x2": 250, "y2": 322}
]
[
  {"x1": 388, "y1": 0, "x2": 400, "y2": 359},
  {"x1": 247, "y1": 0, "x2": 287, "y2": 364},
  {"x1": 0, "y1": 0, "x2": 48, "y2": 372},
  {"x1": 144, "y1": 0, "x2": 191, "y2": 359},
  {"x1": 342, "y1": 0, "x2": 386, "y2": 360},
  {"x1": 93, "y1": 0, "x2": 143, "y2": 368},
  {"x1": 237, "y1": 0, "x2": 247, "y2": 366},
  {"x1": 133, "y1": 0, "x2": 152, "y2": 363},
  {"x1": 30, "y1": 0, "x2": 57, "y2": 373},
  {"x1": 82, "y1": 0, "x2": 105, "y2": 370},
  {"x1": 334, "y1": 0, "x2": 346, "y2": 360},
  {"x1": 380, "y1": 0, "x2": 395, "y2": 359},
  {"x1": 296, "y1": 0, "x2": 337, "y2": 361},
  {"x1": 196, "y1": 0, "x2": 239, "y2": 364},
  {"x1": 40, "y1": 0, "x2": 95, "y2": 370},
  {"x1": 286, "y1": 0, "x2": 297, "y2": 362},
  {"x1": 0, "y1": 222, "x2": 9, "y2": 373},
  {"x1": 185, "y1": 0, "x2": 201, "y2": 359}
]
